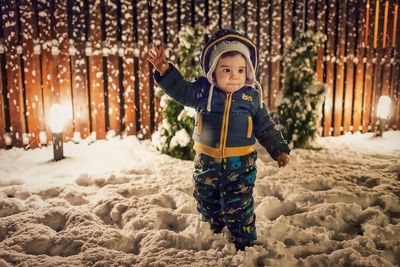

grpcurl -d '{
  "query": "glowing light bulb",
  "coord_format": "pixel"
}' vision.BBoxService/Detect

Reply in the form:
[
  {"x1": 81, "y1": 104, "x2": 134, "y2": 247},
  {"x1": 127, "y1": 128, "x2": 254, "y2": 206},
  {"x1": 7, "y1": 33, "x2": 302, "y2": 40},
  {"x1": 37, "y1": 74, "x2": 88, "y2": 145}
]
[
  {"x1": 49, "y1": 104, "x2": 66, "y2": 133},
  {"x1": 377, "y1": 96, "x2": 391, "y2": 119}
]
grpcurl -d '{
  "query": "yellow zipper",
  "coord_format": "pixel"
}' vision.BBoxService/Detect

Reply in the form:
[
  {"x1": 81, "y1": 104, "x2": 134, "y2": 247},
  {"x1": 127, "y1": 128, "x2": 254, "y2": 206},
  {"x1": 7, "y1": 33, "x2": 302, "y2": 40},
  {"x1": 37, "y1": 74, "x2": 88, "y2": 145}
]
[
  {"x1": 197, "y1": 113, "x2": 203, "y2": 134},
  {"x1": 247, "y1": 116, "x2": 253, "y2": 138},
  {"x1": 219, "y1": 93, "x2": 232, "y2": 158}
]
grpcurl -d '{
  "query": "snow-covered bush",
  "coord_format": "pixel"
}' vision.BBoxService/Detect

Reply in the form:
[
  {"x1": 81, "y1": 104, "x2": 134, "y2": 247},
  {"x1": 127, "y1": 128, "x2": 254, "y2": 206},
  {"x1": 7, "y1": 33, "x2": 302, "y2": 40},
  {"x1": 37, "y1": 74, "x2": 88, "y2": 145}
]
[
  {"x1": 276, "y1": 30, "x2": 327, "y2": 149},
  {"x1": 152, "y1": 26, "x2": 208, "y2": 160}
]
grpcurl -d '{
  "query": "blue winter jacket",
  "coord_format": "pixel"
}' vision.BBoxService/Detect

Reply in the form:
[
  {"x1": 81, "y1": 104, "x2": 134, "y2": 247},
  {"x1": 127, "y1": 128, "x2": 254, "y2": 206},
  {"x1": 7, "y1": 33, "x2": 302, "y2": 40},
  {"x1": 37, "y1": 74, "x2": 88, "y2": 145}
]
[{"x1": 155, "y1": 64, "x2": 290, "y2": 160}]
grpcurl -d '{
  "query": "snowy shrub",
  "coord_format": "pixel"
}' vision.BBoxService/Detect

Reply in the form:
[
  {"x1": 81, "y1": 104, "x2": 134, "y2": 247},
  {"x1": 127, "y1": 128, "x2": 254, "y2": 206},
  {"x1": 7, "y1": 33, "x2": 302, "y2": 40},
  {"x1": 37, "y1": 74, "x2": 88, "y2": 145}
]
[
  {"x1": 152, "y1": 26, "x2": 210, "y2": 160},
  {"x1": 276, "y1": 30, "x2": 327, "y2": 149}
]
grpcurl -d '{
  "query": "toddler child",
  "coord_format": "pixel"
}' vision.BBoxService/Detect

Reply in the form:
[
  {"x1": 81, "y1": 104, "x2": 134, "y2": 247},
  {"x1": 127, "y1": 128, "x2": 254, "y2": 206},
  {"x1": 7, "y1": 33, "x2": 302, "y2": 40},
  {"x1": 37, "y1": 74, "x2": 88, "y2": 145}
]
[{"x1": 147, "y1": 29, "x2": 290, "y2": 250}]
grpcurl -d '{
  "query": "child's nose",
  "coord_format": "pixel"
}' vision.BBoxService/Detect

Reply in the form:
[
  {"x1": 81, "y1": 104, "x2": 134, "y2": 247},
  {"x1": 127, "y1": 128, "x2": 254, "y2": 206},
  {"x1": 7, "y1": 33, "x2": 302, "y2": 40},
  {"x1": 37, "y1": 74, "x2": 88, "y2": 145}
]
[{"x1": 231, "y1": 71, "x2": 240, "y2": 79}]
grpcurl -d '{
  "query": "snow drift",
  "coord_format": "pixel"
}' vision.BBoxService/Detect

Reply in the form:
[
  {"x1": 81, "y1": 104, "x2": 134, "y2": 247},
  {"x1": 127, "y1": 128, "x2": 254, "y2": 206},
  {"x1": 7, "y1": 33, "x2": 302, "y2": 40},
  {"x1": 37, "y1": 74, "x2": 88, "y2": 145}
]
[{"x1": 0, "y1": 131, "x2": 399, "y2": 266}]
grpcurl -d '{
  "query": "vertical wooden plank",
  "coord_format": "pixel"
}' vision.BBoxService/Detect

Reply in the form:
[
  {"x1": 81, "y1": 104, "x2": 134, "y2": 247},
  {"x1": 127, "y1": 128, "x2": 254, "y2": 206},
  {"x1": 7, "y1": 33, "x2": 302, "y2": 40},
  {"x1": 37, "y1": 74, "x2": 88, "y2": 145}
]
[
  {"x1": 369, "y1": 0, "x2": 385, "y2": 131},
  {"x1": 116, "y1": 0, "x2": 127, "y2": 135},
  {"x1": 0, "y1": 6, "x2": 8, "y2": 149},
  {"x1": 120, "y1": 0, "x2": 136, "y2": 135},
  {"x1": 147, "y1": 0, "x2": 155, "y2": 135},
  {"x1": 395, "y1": 57, "x2": 400, "y2": 129},
  {"x1": 2, "y1": 1, "x2": 24, "y2": 146},
  {"x1": 104, "y1": 0, "x2": 121, "y2": 135},
  {"x1": 315, "y1": 0, "x2": 327, "y2": 135},
  {"x1": 382, "y1": 0, "x2": 389, "y2": 49},
  {"x1": 166, "y1": 1, "x2": 179, "y2": 63},
  {"x1": 241, "y1": 0, "x2": 259, "y2": 98},
  {"x1": 15, "y1": 2, "x2": 29, "y2": 143},
  {"x1": 180, "y1": 0, "x2": 191, "y2": 28},
  {"x1": 266, "y1": 0, "x2": 273, "y2": 108},
  {"x1": 38, "y1": 0, "x2": 58, "y2": 143},
  {"x1": 362, "y1": 0, "x2": 376, "y2": 133},
  {"x1": 16, "y1": 2, "x2": 30, "y2": 147},
  {"x1": 87, "y1": 0, "x2": 106, "y2": 140},
  {"x1": 151, "y1": 0, "x2": 164, "y2": 128},
  {"x1": 392, "y1": 2, "x2": 400, "y2": 129},
  {"x1": 380, "y1": 0, "x2": 393, "y2": 97},
  {"x1": 0, "y1": 39, "x2": 5, "y2": 148},
  {"x1": 70, "y1": 0, "x2": 90, "y2": 139},
  {"x1": 368, "y1": 2, "x2": 389, "y2": 130},
  {"x1": 397, "y1": 59, "x2": 400, "y2": 130},
  {"x1": 316, "y1": 0, "x2": 327, "y2": 84},
  {"x1": 206, "y1": 0, "x2": 219, "y2": 36},
  {"x1": 293, "y1": 0, "x2": 305, "y2": 36},
  {"x1": 247, "y1": 0, "x2": 260, "y2": 95},
  {"x1": 306, "y1": 0, "x2": 317, "y2": 32},
  {"x1": 147, "y1": 0, "x2": 155, "y2": 134},
  {"x1": 281, "y1": 0, "x2": 293, "y2": 103},
  {"x1": 353, "y1": 0, "x2": 367, "y2": 133},
  {"x1": 270, "y1": 0, "x2": 282, "y2": 109},
  {"x1": 161, "y1": 0, "x2": 177, "y2": 139},
  {"x1": 246, "y1": 0, "x2": 258, "y2": 43},
  {"x1": 194, "y1": 0, "x2": 205, "y2": 28},
  {"x1": 54, "y1": 0, "x2": 73, "y2": 141},
  {"x1": 220, "y1": 0, "x2": 232, "y2": 29},
  {"x1": 379, "y1": 0, "x2": 393, "y2": 131},
  {"x1": 333, "y1": 0, "x2": 346, "y2": 136},
  {"x1": 47, "y1": 2, "x2": 61, "y2": 140},
  {"x1": 19, "y1": 0, "x2": 45, "y2": 148},
  {"x1": 283, "y1": 0, "x2": 294, "y2": 54},
  {"x1": 343, "y1": 0, "x2": 357, "y2": 133},
  {"x1": 0, "y1": 98, "x2": 4, "y2": 148},
  {"x1": 137, "y1": 0, "x2": 151, "y2": 138},
  {"x1": 323, "y1": 0, "x2": 337, "y2": 136},
  {"x1": 232, "y1": 0, "x2": 246, "y2": 33},
  {"x1": 397, "y1": 56, "x2": 400, "y2": 130},
  {"x1": 259, "y1": 0, "x2": 272, "y2": 105},
  {"x1": 133, "y1": 2, "x2": 140, "y2": 135}
]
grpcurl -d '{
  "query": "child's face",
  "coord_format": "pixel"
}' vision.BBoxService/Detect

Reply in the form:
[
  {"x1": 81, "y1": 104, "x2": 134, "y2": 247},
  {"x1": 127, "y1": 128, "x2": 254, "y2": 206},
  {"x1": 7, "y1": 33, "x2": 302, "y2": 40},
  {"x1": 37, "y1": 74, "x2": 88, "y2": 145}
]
[{"x1": 214, "y1": 54, "x2": 247, "y2": 93}]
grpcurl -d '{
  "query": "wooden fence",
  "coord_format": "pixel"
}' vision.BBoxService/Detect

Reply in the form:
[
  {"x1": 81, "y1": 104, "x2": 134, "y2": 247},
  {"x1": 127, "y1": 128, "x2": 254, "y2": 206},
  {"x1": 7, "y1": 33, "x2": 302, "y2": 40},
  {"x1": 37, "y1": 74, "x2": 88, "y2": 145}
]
[{"x1": 0, "y1": 0, "x2": 399, "y2": 149}]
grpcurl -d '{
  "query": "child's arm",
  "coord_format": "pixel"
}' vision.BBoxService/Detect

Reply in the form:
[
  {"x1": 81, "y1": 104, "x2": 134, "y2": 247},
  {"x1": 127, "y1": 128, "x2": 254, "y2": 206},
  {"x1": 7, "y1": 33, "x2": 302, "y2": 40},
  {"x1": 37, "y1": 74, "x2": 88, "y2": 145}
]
[
  {"x1": 147, "y1": 44, "x2": 202, "y2": 108},
  {"x1": 253, "y1": 101, "x2": 290, "y2": 167}
]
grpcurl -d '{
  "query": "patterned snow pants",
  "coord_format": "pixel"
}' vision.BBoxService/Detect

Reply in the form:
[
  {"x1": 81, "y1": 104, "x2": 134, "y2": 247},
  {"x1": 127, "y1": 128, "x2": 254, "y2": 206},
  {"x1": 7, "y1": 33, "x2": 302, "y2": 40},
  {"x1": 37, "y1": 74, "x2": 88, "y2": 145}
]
[{"x1": 193, "y1": 151, "x2": 257, "y2": 250}]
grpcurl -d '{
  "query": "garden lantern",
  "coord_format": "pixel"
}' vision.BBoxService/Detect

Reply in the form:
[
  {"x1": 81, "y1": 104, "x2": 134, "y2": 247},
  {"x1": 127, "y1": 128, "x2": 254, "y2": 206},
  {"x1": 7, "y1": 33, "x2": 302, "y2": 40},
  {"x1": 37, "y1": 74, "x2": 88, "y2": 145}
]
[
  {"x1": 376, "y1": 96, "x2": 391, "y2": 137},
  {"x1": 49, "y1": 104, "x2": 65, "y2": 161}
]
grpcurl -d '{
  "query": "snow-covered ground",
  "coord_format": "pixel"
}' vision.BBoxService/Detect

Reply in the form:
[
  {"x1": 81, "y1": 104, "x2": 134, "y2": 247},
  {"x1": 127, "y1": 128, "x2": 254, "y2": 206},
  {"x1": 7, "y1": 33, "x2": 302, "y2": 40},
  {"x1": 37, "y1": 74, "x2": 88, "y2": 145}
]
[{"x1": 0, "y1": 131, "x2": 399, "y2": 267}]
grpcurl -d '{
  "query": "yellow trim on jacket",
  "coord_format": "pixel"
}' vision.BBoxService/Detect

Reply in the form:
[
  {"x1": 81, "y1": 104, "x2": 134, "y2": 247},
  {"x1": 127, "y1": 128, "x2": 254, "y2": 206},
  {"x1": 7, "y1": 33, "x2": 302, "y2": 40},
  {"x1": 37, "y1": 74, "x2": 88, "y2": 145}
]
[
  {"x1": 193, "y1": 141, "x2": 254, "y2": 159},
  {"x1": 197, "y1": 113, "x2": 203, "y2": 134},
  {"x1": 247, "y1": 116, "x2": 253, "y2": 138},
  {"x1": 194, "y1": 92, "x2": 255, "y2": 158}
]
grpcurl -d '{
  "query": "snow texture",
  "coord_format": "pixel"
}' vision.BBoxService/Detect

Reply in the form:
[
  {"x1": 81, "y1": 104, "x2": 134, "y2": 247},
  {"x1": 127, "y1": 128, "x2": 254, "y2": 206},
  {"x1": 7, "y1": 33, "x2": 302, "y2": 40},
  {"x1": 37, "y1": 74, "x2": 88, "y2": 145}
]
[{"x1": 0, "y1": 131, "x2": 399, "y2": 266}]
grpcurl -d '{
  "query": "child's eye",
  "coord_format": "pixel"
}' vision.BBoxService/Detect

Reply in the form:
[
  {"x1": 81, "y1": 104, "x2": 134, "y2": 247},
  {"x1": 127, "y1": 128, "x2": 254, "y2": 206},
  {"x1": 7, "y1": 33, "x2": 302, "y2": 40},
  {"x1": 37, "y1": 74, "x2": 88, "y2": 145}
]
[
  {"x1": 223, "y1": 68, "x2": 231, "y2": 73},
  {"x1": 239, "y1": 69, "x2": 245, "y2": 73}
]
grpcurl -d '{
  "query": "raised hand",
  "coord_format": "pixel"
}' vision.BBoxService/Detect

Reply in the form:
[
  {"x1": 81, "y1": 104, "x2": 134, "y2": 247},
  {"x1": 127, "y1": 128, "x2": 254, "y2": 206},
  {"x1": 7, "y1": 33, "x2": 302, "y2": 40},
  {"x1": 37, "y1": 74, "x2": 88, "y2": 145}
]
[
  {"x1": 147, "y1": 44, "x2": 169, "y2": 76},
  {"x1": 277, "y1": 152, "x2": 289, "y2": 168}
]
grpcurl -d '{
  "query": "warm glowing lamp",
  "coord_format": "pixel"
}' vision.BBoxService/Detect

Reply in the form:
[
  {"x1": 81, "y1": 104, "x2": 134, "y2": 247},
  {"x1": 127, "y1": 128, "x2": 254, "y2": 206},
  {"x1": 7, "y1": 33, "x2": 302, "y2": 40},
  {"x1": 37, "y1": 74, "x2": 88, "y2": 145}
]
[
  {"x1": 377, "y1": 96, "x2": 391, "y2": 119},
  {"x1": 375, "y1": 96, "x2": 391, "y2": 137},
  {"x1": 49, "y1": 104, "x2": 65, "y2": 161}
]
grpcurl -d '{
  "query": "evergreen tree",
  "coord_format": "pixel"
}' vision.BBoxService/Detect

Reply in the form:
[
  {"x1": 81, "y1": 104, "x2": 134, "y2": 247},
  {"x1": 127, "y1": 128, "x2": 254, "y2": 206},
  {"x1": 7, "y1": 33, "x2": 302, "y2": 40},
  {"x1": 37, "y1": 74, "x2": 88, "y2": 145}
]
[
  {"x1": 276, "y1": 31, "x2": 327, "y2": 149},
  {"x1": 152, "y1": 26, "x2": 207, "y2": 160}
]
